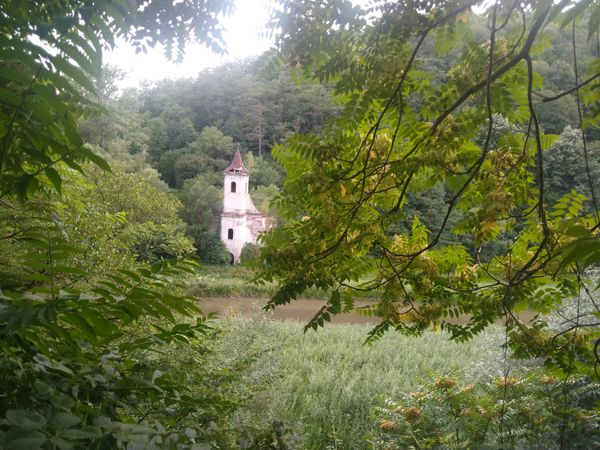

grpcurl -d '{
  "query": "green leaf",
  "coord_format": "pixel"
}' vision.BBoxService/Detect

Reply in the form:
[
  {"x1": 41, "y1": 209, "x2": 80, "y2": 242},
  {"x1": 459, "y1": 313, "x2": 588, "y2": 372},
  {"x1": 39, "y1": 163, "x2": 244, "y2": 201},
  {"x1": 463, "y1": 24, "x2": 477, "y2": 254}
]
[
  {"x1": 45, "y1": 167, "x2": 62, "y2": 194},
  {"x1": 0, "y1": 86, "x2": 23, "y2": 106},
  {"x1": 51, "y1": 56, "x2": 96, "y2": 93},
  {"x1": 80, "y1": 144, "x2": 111, "y2": 171},
  {"x1": 6, "y1": 409, "x2": 47, "y2": 430},
  {"x1": 0, "y1": 66, "x2": 32, "y2": 85},
  {"x1": 55, "y1": 42, "x2": 97, "y2": 77},
  {"x1": 61, "y1": 313, "x2": 97, "y2": 342},
  {"x1": 79, "y1": 310, "x2": 121, "y2": 339},
  {"x1": 48, "y1": 437, "x2": 74, "y2": 450},
  {"x1": 5, "y1": 437, "x2": 46, "y2": 450},
  {"x1": 50, "y1": 412, "x2": 80, "y2": 429},
  {"x1": 16, "y1": 175, "x2": 36, "y2": 200}
]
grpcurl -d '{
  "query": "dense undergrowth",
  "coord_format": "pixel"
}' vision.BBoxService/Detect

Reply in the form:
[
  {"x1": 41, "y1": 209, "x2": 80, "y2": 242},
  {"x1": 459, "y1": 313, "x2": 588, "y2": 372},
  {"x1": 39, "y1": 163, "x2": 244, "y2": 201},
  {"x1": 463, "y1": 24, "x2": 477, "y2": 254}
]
[
  {"x1": 208, "y1": 314, "x2": 505, "y2": 449},
  {"x1": 199, "y1": 312, "x2": 599, "y2": 449}
]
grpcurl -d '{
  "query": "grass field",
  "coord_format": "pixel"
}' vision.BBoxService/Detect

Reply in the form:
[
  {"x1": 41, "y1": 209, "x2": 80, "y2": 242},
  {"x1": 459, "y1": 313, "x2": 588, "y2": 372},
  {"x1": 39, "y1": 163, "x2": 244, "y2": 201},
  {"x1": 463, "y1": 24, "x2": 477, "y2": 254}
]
[
  {"x1": 188, "y1": 265, "x2": 330, "y2": 299},
  {"x1": 188, "y1": 265, "x2": 382, "y2": 300},
  {"x1": 208, "y1": 314, "x2": 507, "y2": 449}
]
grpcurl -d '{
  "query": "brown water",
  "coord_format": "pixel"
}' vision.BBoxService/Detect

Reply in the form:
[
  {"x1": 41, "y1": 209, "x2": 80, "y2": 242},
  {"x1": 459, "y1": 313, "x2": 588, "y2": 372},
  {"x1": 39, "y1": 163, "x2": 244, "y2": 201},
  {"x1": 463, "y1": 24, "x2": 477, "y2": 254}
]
[
  {"x1": 198, "y1": 297, "x2": 536, "y2": 325},
  {"x1": 199, "y1": 297, "x2": 378, "y2": 324}
]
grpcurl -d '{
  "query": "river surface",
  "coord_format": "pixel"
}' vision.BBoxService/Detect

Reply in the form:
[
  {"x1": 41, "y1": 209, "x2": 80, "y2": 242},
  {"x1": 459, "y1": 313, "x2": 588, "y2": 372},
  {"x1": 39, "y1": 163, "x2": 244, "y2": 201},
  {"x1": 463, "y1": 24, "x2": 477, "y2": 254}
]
[{"x1": 198, "y1": 297, "x2": 536, "y2": 325}]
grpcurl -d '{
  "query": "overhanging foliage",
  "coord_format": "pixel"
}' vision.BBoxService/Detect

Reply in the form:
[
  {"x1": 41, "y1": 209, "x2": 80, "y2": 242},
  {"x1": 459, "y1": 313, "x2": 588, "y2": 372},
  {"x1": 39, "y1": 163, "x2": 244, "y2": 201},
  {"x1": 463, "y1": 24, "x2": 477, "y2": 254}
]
[{"x1": 259, "y1": 0, "x2": 600, "y2": 381}]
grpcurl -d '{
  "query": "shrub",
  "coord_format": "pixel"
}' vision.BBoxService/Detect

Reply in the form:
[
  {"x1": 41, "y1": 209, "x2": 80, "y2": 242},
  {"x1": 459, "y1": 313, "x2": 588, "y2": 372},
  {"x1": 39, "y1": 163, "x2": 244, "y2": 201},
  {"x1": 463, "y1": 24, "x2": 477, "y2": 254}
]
[
  {"x1": 240, "y1": 243, "x2": 261, "y2": 265},
  {"x1": 372, "y1": 372, "x2": 600, "y2": 449},
  {"x1": 200, "y1": 236, "x2": 232, "y2": 265}
]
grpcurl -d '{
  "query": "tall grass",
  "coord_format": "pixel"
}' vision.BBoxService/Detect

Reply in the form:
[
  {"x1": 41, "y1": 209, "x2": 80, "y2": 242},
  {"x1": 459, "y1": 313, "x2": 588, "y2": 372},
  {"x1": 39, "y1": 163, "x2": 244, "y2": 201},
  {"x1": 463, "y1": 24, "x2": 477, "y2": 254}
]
[{"x1": 210, "y1": 314, "x2": 507, "y2": 449}]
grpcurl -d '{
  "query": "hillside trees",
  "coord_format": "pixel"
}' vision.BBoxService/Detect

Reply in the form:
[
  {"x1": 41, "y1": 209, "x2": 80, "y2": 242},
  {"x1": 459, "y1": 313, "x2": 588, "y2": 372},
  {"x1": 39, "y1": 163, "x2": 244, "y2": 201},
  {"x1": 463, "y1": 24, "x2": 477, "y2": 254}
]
[
  {"x1": 180, "y1": 174, "x2": 231, "y2": 264},
  {"x1": 157, "y1": 125, "x2": 235, "y2": 188},
  {"x1": 140, "y1": 61, "x2": 340, "y2": 157},
  {"x1": 259, "y1": 0, "x2": 600, "y2": 387},
  {"x1": 545, "y1": 126, "x2": 600, "y2": 204}
]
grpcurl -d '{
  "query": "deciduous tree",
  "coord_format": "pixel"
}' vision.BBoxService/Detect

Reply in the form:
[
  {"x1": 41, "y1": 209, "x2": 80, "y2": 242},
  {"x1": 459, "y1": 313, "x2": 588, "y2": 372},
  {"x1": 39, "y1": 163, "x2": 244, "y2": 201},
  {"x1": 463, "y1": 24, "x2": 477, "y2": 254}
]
[{"x1": 259, "y1": 0, "x2": 600, "y2": 388}]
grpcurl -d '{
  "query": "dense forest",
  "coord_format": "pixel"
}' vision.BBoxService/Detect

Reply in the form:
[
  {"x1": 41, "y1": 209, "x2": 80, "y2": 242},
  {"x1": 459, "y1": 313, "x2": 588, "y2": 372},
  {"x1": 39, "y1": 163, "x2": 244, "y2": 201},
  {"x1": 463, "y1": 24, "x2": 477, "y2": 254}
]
[{"x1": 1, "y1": 0, "x2": 599, "y2": 449}]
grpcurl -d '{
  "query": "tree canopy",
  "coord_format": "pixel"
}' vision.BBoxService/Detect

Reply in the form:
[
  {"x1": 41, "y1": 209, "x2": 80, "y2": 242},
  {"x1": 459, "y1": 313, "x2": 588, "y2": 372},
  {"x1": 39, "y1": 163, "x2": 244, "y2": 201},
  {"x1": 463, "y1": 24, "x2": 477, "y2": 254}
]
[
  {"x1": 258, "y1": 0, "x2": 600, "y2": 380},
  {"x1": 0, "y1": 0, "x2": 232, "y2": 198}
]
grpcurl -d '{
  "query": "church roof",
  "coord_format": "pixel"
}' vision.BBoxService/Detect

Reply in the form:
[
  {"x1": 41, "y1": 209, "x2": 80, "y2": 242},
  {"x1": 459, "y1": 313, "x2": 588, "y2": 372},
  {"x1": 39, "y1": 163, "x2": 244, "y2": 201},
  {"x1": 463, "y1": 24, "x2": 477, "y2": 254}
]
[{"x1": 223, "y1": 147, "x2": 249, "y2": 175}]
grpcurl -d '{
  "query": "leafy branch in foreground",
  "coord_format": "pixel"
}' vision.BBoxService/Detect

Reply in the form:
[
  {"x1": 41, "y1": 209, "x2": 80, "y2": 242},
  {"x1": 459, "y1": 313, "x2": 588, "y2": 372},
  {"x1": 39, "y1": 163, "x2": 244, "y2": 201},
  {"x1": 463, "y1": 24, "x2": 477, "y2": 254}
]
[
  {"x1": 0, "y1": 0, "x2": 232, "y2": 199},
  {"x1": 373, "y1": 371, "x2": 599, "y2": 449},
  {"x1": 0, "y1": 1, "x2": 240, "y2": 448},
  {"x1": 0, "y1": 223, "x2": 213, "y2": 448},
  {"x1": 259, "y1": 0, "x2": 600, "y2": 380}
]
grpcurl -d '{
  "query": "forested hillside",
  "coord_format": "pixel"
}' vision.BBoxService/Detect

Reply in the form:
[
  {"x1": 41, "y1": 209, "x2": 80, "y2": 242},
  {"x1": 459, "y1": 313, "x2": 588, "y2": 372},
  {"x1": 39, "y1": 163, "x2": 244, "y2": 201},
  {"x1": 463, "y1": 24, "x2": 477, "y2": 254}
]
[{"x1": 79, "y1": 13, "x2": 598, "y2": 266}]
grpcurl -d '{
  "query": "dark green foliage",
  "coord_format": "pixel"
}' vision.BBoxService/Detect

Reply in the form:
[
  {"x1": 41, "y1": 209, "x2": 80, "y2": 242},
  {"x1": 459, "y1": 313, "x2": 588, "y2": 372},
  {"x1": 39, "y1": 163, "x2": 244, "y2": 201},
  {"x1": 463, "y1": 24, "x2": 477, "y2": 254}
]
[
  {"x1": 156, "y1": 126, "x2": 234, "y2": 188},
  {"x1": 545, "y1": 126, "x2": 600, "y2": 206},
  {"x1": 179, "y1": 175, "x2": 232, "y2": 264},
  {"x1": 0, "y1": 0, "x2": 232, "y2": 200},
  {"x1": 140, "y1": 62, "x2": 340, "y2": 158},
  {"x1": 200, "y1": 237, "x2": 233, "y2": 265},
  {"x1": 246, "y1": 153, "x2": 286, "y2": 188},
  {"x1": 0, "y1": 223, "x2": 213, "y2": 448},
  {"x1": 0, "y1": 0, "x2": 245, "y2": 447},
  {"x1": 241, "y1": 243, "x2": 262, "y2": 265}
]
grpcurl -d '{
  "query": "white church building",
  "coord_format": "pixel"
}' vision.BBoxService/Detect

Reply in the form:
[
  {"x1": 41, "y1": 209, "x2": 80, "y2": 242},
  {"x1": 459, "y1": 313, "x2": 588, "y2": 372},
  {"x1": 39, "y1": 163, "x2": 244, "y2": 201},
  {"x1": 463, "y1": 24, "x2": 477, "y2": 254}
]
[{"x1": 220, "y1": 148, "x2": 274, "y2": 263}]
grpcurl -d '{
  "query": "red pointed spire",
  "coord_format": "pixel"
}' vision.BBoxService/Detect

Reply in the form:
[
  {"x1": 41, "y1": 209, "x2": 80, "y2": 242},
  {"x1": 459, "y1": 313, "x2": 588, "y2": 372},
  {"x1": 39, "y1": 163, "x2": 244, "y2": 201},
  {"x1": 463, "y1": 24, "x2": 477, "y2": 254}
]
[{"x1": 224, "y1": 144, "x2": 249, "y2": 174}]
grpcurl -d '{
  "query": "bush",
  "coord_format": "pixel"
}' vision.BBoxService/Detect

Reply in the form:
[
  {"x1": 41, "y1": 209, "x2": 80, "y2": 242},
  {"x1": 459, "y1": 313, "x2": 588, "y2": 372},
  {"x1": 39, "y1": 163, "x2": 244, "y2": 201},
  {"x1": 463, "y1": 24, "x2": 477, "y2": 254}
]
[
  {"x1": 240, "y1": 243, "x2": 261, "y2": 265},
  {"x1": 200, "y1": 236, "x2": 232, "y2": 265},
  {"x1": 372, "y1": 372, "x2": 600, "y2": 449}
]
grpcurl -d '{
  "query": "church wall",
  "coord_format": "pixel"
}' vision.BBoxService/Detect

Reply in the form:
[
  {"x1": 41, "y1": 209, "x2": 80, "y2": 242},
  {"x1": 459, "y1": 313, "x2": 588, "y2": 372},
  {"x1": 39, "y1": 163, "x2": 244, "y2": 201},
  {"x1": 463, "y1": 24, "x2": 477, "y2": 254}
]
[
  {"x1": 247, "y1": 215, "x2": 274, "y2": 243},
  {"x1": 221, "y1": 214, "x2": 253, "y2": 263},
  {"x1": 223, "y1": 174, "x2": 249, "y2": 212}
]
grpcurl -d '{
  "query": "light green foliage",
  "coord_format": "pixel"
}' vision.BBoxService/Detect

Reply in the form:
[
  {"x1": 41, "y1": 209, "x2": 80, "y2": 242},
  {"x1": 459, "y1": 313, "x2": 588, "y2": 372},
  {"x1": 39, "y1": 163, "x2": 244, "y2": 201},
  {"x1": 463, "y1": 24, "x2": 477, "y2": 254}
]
[
  {"x1": 373, "y1": 373, "x2": 599, "y2": 449},
  {"x1": 2, "y1": 165, "x2": 193, "y2": 283},
  {"x1": 259, "y1": 0, "x2": 600, "y2": 384},
  {"x1": 0, "y1": 165, "x2": 193, "y2": 286},
  {"x1": 213, "y1": 315, "x2": 505, "y2": 449}
]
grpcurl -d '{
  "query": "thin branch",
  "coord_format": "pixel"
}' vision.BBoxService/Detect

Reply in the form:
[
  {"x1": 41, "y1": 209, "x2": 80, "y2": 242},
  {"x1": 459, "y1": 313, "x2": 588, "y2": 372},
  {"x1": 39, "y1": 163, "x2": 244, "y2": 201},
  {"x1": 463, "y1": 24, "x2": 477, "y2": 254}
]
[
  {"x1": 540, "y1": 72, "x2": 600, "y2": 102},
  {"x1": 571, "y1": 20, "x2": 600, "y2": 221}
]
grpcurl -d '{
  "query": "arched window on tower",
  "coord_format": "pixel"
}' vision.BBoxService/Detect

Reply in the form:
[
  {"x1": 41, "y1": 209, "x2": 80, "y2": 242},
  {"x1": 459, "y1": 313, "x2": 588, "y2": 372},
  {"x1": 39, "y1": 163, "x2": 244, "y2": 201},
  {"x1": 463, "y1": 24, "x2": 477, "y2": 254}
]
[
  {"x1": 231, "y1": 181, "x2": 236, "y2": 193},
  {"x1": 227, "y1": 228, "x2": 234, "y2": 240}
]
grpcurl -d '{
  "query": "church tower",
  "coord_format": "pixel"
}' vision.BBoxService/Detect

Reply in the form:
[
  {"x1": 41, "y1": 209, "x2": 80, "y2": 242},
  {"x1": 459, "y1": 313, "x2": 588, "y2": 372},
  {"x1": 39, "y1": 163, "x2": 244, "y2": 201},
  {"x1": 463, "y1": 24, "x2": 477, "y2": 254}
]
[{"x1": 221, "y1": 147, "x2": 272, "y2": 263}]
